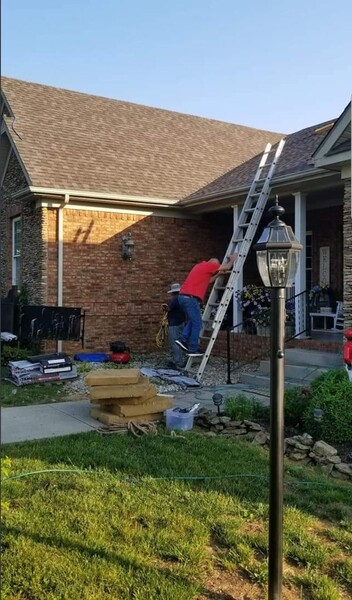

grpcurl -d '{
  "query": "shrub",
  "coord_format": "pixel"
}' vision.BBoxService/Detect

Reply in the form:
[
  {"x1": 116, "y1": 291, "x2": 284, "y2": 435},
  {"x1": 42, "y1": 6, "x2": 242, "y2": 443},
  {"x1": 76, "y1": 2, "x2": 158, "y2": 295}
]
[
  {"x1": 225, "y1": 394, "x2": 265, "y2": 421},
  {"x1": 1, "y1": 345, "x2": 29, "y2": 366},
  {"x1": 303, "y1": 369, "x2": 352, "y2": 443},
  {"x1": 284, "y1": 387, "x2": 311, "y2": 428}
]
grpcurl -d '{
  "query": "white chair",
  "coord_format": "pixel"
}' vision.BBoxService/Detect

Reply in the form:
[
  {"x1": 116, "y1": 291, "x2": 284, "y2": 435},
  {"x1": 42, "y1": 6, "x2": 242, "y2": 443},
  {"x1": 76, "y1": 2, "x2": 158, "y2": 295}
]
[{"x1": 333, "y1": 301, "x2": 344, "y2": 330}]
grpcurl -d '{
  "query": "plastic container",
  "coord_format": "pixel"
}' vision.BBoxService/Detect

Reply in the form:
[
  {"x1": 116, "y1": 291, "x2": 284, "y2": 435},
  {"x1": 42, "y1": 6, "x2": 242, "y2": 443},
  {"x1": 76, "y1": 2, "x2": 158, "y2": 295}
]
[
  {"x1": 73, "y1": 353, "x2": 109, "y2": 362},
  {"x1": 165, "y1": 408, "x2": 194, "y2": 431}
]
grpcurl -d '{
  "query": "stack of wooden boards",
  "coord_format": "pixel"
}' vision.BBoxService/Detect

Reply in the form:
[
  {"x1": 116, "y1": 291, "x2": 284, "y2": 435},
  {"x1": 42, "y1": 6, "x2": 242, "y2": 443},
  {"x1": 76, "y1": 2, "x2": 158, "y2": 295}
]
[{"x1": 87, "y1": 368, "x2": 173, "y2": 425}]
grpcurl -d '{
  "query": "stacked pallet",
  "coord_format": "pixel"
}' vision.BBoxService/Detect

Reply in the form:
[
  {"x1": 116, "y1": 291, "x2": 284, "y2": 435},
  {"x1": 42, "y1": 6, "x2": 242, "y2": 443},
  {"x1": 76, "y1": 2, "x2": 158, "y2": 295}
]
[{"x1": 87, "y1": 368, "x2": 173, "y2": 425}]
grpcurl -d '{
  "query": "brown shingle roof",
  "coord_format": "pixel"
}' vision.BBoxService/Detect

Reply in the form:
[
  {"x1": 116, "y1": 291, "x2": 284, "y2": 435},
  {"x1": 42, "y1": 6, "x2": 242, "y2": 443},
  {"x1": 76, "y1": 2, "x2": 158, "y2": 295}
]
[
  {"x1": 1, "y1": 77, "x2": 282, "y2": 199},
  {"x1": 183, "y1": 120, "x2": 336, "y2": 203}
]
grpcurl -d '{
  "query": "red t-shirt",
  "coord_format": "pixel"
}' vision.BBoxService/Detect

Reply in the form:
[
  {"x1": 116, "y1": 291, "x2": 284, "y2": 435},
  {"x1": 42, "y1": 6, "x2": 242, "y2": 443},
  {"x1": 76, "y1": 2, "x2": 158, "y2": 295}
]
[{"x1": 180, "y1": 261, "x2": 220, "y2": 301}]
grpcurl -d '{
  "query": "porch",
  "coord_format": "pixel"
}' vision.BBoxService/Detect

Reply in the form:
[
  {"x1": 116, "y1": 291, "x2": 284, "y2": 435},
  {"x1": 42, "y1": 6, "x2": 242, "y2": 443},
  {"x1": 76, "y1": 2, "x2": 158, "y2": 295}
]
[{"x1": 198, "y1": 174, "x2": 346, "y2": 354}]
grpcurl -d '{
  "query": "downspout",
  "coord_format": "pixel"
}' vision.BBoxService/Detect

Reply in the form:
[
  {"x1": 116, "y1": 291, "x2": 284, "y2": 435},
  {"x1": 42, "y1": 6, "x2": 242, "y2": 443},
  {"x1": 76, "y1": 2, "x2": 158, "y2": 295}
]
[{"x1": 57, "y1": 193, "x2": 70, "y2": 351}]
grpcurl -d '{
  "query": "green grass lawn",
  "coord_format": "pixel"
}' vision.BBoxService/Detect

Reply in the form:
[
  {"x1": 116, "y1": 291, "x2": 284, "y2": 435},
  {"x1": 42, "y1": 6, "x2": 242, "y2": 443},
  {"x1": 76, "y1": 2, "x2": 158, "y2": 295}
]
[
  {"x1": 1, "y1": 369, "x2": 69, "y2": 407},
  {"x1": 1, "y1": 361, "x2": 130, "y2": 408},
  {"x1": 0, "y1": 365, "x2": 81, "y2": 408},
  {"x1": 2, "y1": 432, "x2": 352, "y2": 599}
]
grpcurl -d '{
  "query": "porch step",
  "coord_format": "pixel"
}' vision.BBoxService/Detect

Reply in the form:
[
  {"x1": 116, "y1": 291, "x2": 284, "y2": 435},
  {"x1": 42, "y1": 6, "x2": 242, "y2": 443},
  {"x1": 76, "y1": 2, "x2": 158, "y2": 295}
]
[
  {"x1": 284, "y1": 348, "x2": 342, "y2": 368},
  {"x1": 239, "y1": 348, "x2": 343, "y2": 390},
  {"x1": 255, "y1": 363, "x2": 330, "y2": 383},
  {"x1": 239, "y1": 372, "x2": 313, "y2": 390}
]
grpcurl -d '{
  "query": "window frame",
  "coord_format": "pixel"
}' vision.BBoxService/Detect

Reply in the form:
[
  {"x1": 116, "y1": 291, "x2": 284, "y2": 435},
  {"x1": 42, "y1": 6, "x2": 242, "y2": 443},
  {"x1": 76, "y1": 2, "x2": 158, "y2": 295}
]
[{"x1": 12, "y1": 216, "x2": 22, "y2": 286}]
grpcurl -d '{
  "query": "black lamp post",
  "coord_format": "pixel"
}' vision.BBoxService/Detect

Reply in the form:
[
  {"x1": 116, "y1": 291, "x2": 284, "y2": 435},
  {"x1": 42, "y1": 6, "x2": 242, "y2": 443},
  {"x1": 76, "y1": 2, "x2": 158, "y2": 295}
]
[{"x1": 254, "y1": 199, "x2": 302, "y2": 600}]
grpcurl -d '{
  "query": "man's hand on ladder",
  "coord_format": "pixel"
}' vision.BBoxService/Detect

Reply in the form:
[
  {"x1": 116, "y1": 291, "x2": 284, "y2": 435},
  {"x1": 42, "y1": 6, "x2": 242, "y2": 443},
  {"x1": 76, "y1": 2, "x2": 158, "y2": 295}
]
[
  {"x1": 220, "y1": 253, "x2": 238, "y2": 272},
  {"x1": 210, "y1": 254, "x2": 237, "y2": 283}
]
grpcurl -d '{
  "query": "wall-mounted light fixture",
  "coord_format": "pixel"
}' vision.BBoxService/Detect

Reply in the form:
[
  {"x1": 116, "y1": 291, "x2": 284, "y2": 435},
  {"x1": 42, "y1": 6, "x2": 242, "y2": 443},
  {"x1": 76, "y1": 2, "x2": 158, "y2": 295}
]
[{"x1": 121, "y1": 233, "x2": 135, "y2": 261}]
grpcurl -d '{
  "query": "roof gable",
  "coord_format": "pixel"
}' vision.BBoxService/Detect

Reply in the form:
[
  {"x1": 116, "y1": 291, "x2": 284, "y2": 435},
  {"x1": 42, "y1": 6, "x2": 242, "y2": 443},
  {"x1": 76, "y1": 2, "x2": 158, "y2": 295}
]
[
  {"x1": 0, "y1": 77, "x2": 282, "y2": 201},
  {"x1": 312, "y1": 102, "x2": 351, "y2": 169}
]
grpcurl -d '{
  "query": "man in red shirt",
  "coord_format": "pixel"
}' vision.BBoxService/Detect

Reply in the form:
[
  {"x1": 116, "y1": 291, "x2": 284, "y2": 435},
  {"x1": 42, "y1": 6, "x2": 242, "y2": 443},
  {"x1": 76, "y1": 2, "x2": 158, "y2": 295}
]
[{"x1": 176, "y1": 254, "x2": 237, "y2": 356}]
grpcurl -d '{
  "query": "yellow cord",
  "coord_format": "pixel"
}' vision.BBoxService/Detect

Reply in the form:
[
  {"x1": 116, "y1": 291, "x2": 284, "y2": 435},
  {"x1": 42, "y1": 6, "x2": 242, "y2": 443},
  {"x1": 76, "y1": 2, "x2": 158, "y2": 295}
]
[{"x1": 155, "y1": 312, "x2": 168, "y2": 348}]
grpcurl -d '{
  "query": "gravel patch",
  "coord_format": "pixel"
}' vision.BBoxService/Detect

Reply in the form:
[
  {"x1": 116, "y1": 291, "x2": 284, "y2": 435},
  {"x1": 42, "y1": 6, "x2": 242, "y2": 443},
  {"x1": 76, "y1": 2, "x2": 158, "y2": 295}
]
[{"x1": 63, "y1": 353, "x2": 259, "y2": 398}]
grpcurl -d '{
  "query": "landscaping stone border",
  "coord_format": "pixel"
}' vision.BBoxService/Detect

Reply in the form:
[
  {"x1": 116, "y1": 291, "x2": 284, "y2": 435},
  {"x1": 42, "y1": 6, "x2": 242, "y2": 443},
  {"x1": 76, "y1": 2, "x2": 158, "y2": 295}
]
[{"x1": 195, "y1": 409, "x2": 352, "y2": 482}]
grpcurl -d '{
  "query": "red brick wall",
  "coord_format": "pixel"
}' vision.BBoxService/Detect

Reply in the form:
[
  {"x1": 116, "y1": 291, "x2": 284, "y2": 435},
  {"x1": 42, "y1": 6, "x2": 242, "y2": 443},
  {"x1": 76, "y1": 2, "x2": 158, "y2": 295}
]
[
  {"x1": 213, "y1": 330, "x2": 341, "y2": 364},
  {"x1": 45, "y1": 207, "x2": 228, "y2": 353},
  {"x1": 42, "y1": 204, "x2": 345, "y2": 356},
  {"x1": 214, "y1": 331, "x2": 270, "y2": 362}
]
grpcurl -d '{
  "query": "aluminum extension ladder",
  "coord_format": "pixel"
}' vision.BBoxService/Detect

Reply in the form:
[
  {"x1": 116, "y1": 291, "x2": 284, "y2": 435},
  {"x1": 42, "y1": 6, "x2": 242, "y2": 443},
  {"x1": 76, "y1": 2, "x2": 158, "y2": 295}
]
[{"x1": 185, "y1": 138, "x2": 286, "y2": 381}]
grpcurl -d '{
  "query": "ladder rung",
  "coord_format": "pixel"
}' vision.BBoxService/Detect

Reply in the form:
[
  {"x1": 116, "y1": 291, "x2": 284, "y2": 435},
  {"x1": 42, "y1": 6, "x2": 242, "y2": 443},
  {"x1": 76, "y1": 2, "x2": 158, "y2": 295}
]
[{"x1": 239, "y1": 223, "x2": 249, "y2": 228}]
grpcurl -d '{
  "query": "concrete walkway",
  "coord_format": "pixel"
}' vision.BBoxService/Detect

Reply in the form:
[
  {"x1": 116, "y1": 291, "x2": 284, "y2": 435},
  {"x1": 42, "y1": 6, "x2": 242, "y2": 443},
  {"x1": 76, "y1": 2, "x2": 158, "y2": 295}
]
[{"x1": 1, "y1": 383, "x2": 270, "y2": 445}]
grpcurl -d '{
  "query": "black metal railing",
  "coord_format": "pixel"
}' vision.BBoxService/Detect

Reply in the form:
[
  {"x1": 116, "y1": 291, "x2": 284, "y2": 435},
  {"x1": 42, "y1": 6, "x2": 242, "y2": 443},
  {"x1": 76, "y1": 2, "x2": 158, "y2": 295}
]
[{"x1": 224, "y1": 289, "x2": 311, "y2": 383}]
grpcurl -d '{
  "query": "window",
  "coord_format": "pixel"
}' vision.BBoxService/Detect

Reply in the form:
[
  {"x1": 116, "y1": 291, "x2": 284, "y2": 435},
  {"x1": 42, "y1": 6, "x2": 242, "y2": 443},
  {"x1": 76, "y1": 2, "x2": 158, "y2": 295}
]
[{"x1": 12, "y1": 216, "x2": 21, "y2": 286}]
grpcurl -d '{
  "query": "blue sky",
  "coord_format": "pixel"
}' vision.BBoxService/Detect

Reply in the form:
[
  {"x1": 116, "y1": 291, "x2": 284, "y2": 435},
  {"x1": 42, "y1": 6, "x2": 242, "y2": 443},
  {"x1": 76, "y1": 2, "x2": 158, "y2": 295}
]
[{"x1": 2, "y1": 0, "x2": 351, "y2": 132}]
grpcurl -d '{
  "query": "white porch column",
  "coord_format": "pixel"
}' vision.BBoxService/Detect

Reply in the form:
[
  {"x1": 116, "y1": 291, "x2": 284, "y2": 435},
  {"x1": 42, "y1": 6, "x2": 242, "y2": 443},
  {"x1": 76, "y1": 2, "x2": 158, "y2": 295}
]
[
  {"x1": 232, "y1": 205, "x2": 243, "y2": 330},
  {"x1": 294, "y1": 192, "x2": 307, "y2": 335}
]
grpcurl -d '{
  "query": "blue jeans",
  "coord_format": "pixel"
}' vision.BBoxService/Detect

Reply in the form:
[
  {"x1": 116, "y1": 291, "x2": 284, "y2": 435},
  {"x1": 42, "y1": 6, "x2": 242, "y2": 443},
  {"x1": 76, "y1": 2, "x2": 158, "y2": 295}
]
[
  {"x1": 168, "y1": 324, "x2": 184, "y2": 367},
  {"x1": 177, "y1": 295, "x2": 203, "y2": 353}
]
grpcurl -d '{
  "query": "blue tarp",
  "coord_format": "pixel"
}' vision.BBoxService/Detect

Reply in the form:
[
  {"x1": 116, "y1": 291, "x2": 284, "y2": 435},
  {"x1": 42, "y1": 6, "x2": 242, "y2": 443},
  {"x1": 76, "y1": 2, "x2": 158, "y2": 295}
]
[{"x1": 140, "y1": 367, "x2": 200, "y2": 387}]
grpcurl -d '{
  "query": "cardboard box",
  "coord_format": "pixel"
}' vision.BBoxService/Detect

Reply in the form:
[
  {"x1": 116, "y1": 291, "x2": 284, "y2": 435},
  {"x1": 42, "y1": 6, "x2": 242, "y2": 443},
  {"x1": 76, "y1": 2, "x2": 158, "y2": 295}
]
[
  {"x1": 89, "y1": 384, "x2": 157, "y2": 405},
  {"x1": 86, "y1": 368, "x2": 140, "y2": 387},
  {"x1": 90, "y1": 380, "x2": 152, "y2": 401},
  {"x1": 108, "y1": 394, "x2": 173, "y2": 417},
  {"x1": 90, "y1": 407, "x2": 163, "y2": 426}
]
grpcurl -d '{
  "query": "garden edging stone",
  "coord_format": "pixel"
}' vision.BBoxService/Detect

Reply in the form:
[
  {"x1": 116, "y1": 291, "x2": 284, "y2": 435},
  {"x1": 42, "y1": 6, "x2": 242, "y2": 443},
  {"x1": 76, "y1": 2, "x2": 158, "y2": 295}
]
[{"x1": 194, "y1": 408, "x2": 352, "y2": 482}]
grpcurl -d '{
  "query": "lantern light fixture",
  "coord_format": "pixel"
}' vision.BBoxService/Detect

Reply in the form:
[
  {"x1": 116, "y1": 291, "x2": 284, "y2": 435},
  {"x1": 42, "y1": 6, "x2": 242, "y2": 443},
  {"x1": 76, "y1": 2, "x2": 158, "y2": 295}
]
[
  {"x1": 254, "y1": 198, "x2": 302, "y2": 288},
  {"x1": 121, "y1": 233, "x2": 135, "y2": 261}
]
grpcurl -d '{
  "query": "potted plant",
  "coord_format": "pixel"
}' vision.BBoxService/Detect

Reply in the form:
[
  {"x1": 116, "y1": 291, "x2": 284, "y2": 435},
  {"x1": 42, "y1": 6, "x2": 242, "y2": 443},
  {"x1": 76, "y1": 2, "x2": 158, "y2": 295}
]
[
  {"x1": 309, "y1": 283, "x2": 332, "y2": 311},
  {"x1": 234, "y1": 285, "x2": 271, "y2": 335}
]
